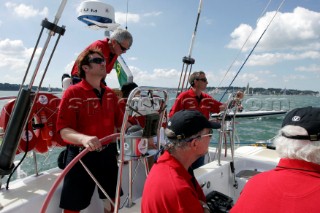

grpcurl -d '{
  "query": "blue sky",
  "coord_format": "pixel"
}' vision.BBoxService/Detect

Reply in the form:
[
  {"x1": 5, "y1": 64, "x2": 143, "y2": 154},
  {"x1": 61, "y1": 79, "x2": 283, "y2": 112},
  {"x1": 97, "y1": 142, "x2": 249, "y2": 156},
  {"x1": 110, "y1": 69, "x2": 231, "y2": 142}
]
[{"x1": 0, "y1": 0, "x2": 319, "y2": 91}]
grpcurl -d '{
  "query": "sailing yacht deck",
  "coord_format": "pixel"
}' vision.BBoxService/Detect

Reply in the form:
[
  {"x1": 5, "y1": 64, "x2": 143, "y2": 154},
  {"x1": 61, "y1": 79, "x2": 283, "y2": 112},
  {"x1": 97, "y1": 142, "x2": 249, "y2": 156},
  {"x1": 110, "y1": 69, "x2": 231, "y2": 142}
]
[
  {"x1": 0, "y1": 168, "x2": 62, "y2": 213},
  {"x1": 0, "y1": 146, "x2": 280, "y2": 213}
]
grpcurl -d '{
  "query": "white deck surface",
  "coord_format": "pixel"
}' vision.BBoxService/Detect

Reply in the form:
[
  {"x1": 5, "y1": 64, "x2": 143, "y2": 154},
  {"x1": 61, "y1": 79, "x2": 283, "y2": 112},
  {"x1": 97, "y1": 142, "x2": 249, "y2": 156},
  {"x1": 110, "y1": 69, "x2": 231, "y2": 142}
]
[{"x1": 0, "y1": 146, "x2": 279, "y2": 212}]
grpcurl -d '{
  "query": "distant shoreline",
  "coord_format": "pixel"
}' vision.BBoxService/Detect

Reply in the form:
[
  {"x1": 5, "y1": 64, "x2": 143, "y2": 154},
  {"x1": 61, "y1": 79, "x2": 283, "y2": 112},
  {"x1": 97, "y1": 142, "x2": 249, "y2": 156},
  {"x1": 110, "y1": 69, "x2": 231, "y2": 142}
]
[
  {"x1": 0, "y1": 83, "x2": 318, "y2": 96},
  {"x1": 167, "y1": 86, "x2": 319, "y2": 96},
  {"x1": 0, "y1": 83, "x2": 62, "y2": 92}
]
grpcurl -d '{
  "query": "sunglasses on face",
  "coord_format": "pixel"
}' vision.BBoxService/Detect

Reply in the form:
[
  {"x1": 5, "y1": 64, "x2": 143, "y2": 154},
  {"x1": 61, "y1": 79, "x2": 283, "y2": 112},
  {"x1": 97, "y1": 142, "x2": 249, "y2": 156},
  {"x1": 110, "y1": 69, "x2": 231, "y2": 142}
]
[
  {"x1": 186, "y1": 129, "x2": 214, "y2": 142},
  {"x1": 200, "y1": 128, "x2": 214, "y2": 138},
  {"x1": 196, "y1": 78, "x2": 208, "y2": 83},
  {"x1": 89, "y1": 57, "x2": 106, "y2": 65},
  {"x1": 116, "y1": 41, "x2": 129, "y2": 52}
]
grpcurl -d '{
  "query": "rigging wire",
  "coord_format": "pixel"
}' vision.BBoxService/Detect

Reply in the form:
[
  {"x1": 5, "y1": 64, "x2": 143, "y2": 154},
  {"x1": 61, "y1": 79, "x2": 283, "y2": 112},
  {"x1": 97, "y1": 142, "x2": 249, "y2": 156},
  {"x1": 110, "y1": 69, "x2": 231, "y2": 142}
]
[
  {"x1": 219, "y1": 0, "x2": 286, "y2": 101},
  {"x1": 215, "y1": 0, "x2": 273, "y2": 93}
]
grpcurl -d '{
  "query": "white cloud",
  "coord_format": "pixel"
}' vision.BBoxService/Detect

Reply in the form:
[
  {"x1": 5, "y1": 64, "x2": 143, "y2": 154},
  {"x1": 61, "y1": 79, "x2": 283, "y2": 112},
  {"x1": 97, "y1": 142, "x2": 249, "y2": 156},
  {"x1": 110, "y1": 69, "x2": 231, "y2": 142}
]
[
  {"x1": 206, "y1": 70, "x2": 236, "y2": 86},
  {"x1": 299, "y1": 51, "x2": 320, "y2": 59},
  {"x1": 5, "y1": 2, "x2": 48, "y2": 18},
  {"x1": 143, "y1": 12, "x2": 162, "y2": 17},
  {"x1": 141, "y1": 11, "x2": 162, "y2": 27},
  {"x1": 115, "y1": 11, "x2": 162, "y2": 27},
  {"x1": 237, "y1": 73, "x2": 265, "y2": 85},
  {"x1": 0, "y1": 39, "x2": 27, "y2": 71},
  {"x1": 105, "y1": 70, "x2": 120, "y2": 88},
  {"x1": 127, "y1": 57, "x2": 138, "y2": 61},
  {"x1": 128, "y1": 66, "x2": 180, "y2": 87},
  {"x1": 144, "y1": 22, "x2": 156, "y2": 27},
  {"x1": 0, "y1": 39, "x2": 25, "y2": 54},
  {"x1": 0, "y1": 38, "x2": 41, "y2": 83},
  {"x1": 257, "y1": 70, "x2": 272, "y2": 75},
  {"x1": 104, "y1": 66, "x2": 180, "y2": 88},
  {"x1": 295, "y1": 64, "x2": 320, "y2": 73},
  {"x1": 227, "y1": 24, "x2": 253, "y2": 50},
  {"x1": 208, "y1": 69, "x2": 276, "y2": 88},
  {"x1": 246, "y1": 51, "x2": 320, "y2": 66},
  {"x1": 115, "y1": 12, "x2": 140, "y2": 25},
  {"x1": 201, "y1": 16, "x2": 213, "y2": 25},
  {"x1": 64, "y1": 61, "x2": 75, "y2": 75},
  {"x1": 284, "y1": 75, "x2": 307, "y2": 82},
  {"x1": 227, "y1": 7, "x2": 320, "y2": 52}
]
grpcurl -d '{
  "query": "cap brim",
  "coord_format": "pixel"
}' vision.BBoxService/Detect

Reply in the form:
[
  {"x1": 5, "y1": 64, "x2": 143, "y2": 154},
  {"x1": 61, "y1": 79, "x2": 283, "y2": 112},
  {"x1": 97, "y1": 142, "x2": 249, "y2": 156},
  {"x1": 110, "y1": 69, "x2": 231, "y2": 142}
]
[{"x1": 208, "y1": 121, "x2": 221, "y2": 129}]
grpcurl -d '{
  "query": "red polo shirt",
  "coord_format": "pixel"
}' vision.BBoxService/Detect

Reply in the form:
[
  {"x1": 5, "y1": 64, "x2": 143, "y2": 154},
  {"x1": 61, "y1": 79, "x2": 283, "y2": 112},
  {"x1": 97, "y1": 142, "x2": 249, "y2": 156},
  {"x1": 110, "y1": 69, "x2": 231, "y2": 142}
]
[
  {"x1": 141, "y1": 151, "x2": 206, "y2": 213},
  {"x1": 169, "y1": 88, "x2": 222, "y2": 119},
  {"x1": 56, "y1": 80, "x2": 123, "y2": 143},
  {"x1": 71, "y1": 38, "x2": 118, "y2": 77},
  {"x1": 231, "y1": 158, "x2": 320, "y2": 213}
]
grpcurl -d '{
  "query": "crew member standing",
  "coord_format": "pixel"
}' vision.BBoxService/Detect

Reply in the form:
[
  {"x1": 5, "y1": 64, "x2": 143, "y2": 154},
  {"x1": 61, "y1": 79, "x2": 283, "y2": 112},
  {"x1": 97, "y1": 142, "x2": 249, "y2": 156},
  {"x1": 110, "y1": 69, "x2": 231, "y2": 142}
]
[
  {"x1": 169, "y1": 71, "x2": 225, "y2": 169},
  {"x1": 57, "y1": 47, "x2": 123, "y2": 213},
  {"x1": 71, "y1": 28, "x2": 133, "y2": 84}
]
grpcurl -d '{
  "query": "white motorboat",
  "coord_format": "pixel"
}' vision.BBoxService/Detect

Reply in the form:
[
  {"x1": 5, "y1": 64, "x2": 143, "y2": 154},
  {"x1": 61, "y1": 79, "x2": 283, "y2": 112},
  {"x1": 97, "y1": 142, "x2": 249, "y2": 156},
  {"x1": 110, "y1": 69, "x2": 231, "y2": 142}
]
[{"x1": 211, "y1": 110, "x2": 287, "y2": 119}]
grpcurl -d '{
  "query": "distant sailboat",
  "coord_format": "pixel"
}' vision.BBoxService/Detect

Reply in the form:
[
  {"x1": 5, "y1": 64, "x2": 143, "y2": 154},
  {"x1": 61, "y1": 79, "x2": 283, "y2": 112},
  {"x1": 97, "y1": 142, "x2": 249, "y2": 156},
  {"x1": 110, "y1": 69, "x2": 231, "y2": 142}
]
[
  {"x1": 245, "y1": 83, "x2": 253, "y2": 96},
  {"x1": 208, "y1": 88, "x2": 221, "y2": 96},
  {"x1": 280, "y1": 87, "x2": 287, "y2": 95},
  {"x1": 48, "y1": 84, "x2": 52, "y2": 92}
]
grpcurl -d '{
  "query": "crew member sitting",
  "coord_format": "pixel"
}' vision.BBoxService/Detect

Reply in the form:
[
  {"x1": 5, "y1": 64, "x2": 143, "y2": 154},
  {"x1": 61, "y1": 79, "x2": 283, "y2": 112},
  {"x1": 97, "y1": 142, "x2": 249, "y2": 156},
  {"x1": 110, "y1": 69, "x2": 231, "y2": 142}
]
[
  {"x1": 141, "y1": 110, "x2": 221, "y2": 213},
  {"x1": 231, "y1": 106, "x2": 320, "y2": 213}
]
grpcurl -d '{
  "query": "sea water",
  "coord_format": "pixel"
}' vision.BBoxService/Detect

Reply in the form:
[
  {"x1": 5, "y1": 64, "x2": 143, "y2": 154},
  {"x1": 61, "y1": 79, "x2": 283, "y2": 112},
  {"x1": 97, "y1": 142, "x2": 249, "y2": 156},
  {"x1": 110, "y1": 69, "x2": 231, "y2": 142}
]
[{"x1": 0, "y1": 90, "x2": 319, "y2": 183}]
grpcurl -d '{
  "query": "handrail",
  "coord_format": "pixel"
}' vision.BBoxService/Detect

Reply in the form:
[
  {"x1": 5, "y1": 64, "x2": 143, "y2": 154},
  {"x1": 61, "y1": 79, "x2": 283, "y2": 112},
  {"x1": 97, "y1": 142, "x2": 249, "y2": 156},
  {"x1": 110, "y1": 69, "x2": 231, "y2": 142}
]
[{"x1": 114, "y1": 87, "x2": 168, "y2": 212}]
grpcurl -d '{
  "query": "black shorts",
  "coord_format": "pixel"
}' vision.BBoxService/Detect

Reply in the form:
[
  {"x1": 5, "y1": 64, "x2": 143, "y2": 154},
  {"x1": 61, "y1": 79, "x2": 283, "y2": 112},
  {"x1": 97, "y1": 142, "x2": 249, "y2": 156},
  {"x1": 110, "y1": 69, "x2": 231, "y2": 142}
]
[{"x1": 59, "y1": 143, "x2": 121, "y2": 211}]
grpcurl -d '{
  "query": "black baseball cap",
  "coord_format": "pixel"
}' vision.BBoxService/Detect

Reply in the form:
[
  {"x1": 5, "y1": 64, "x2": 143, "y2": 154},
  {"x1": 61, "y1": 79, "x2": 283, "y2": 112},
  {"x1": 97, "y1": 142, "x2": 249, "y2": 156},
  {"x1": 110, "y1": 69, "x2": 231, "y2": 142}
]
[
  {"x1": 167, "y1": 110, "x2": 221, "y2": 140},
  {"x1": 281, "y1": 106, "x2": 320, "y2": 141}
]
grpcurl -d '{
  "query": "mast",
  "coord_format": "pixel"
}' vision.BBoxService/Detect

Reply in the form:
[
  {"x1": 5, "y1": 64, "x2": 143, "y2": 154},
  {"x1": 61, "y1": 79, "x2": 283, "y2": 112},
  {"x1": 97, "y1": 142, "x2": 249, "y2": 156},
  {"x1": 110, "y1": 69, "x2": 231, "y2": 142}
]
[{"x1": 176, "y1": 0, "x2": 203, "y2": 97}]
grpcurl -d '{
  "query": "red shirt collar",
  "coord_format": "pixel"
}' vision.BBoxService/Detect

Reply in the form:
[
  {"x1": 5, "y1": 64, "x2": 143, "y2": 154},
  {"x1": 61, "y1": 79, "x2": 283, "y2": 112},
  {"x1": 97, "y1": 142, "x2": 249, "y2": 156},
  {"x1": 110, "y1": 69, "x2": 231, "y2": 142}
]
[
  {"x1": 187, "y1": 88, "x2": 204, "y2": 98},
  {"x1": 276, "y1": 158, "x2": 320, "y2": 176},
  {"x1": 79, "y1": 79, "x2": 107, "y2": 91},
  {"x1": 157, "y1": 151, "x2": 193, "y2": 180}
]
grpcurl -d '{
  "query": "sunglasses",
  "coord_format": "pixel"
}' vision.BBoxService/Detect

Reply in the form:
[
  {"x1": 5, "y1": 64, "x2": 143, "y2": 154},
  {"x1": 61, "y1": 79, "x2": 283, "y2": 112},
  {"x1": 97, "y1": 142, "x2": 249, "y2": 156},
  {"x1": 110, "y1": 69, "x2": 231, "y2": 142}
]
[
  {"x1": 116, "y1": 41, "x2": 129, "y2": 52},
  {"x1": 186, "y1": 129, "x2": 214, "y2": 142},
  {"x1": 199, "y1": 134, "x2": 213, "y2": 138},
  {"x1": 196, "y1": 78, "x2": 208, "y2": 83},
  {"x1": 89, "y1": 57, "x2": 106, "y2": 65},
  {"x1": 199, "y1": 129, "x2": 214, "y2": 138}
]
